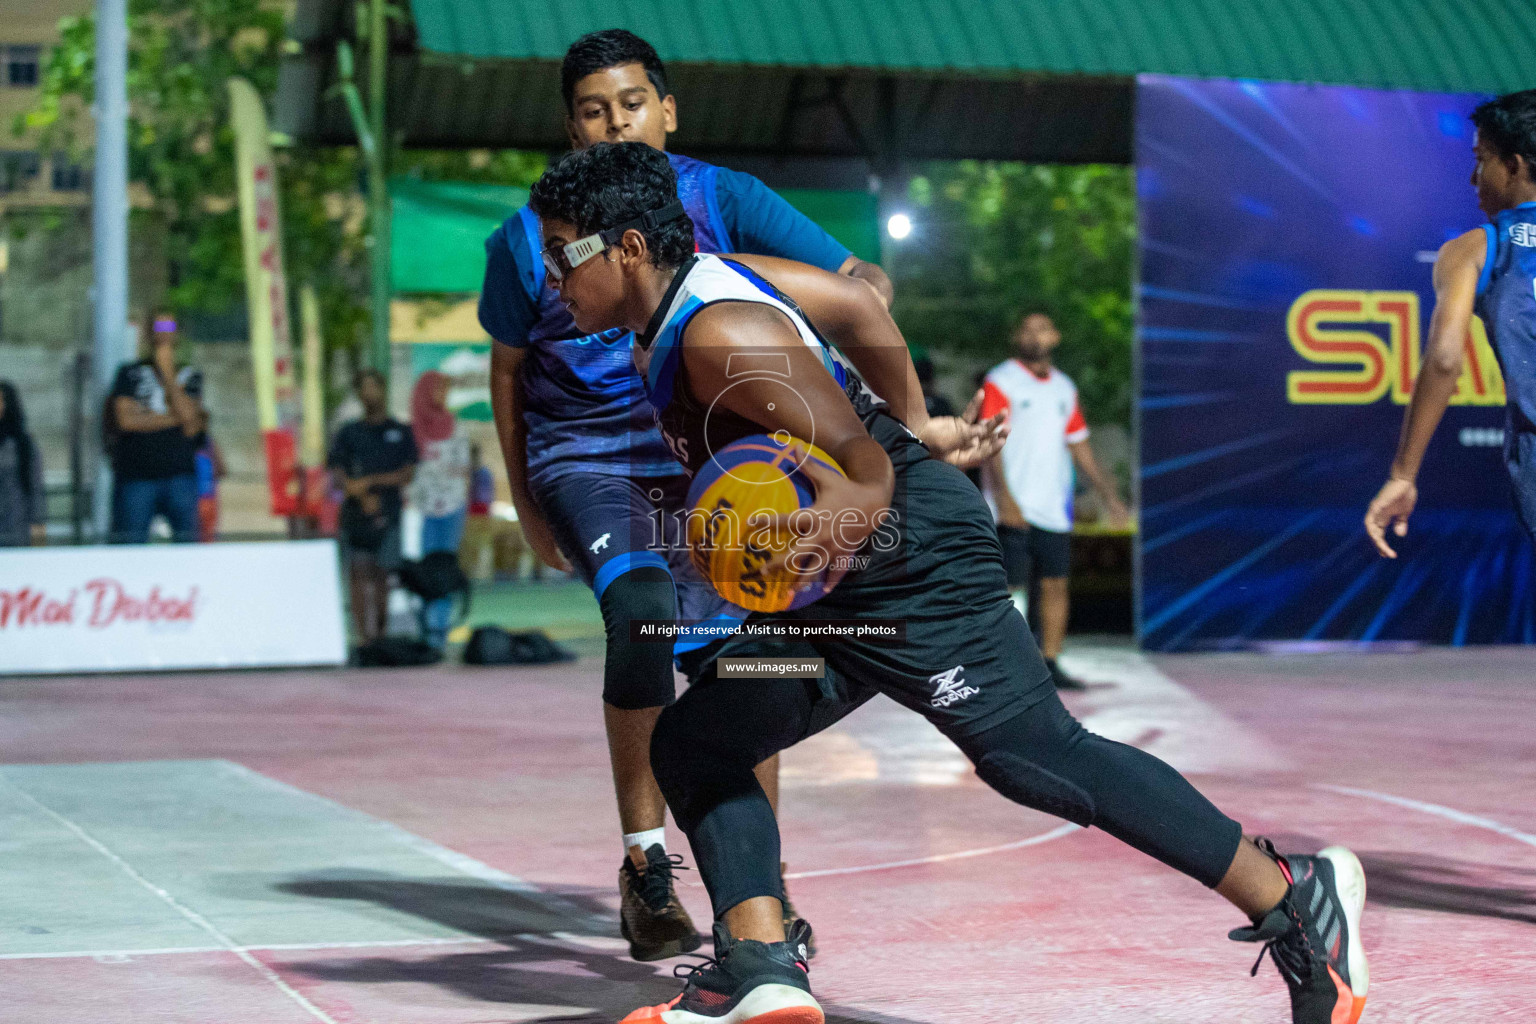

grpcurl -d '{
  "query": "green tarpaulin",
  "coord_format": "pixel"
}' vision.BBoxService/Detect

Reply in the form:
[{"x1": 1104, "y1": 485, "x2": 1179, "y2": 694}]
[{"x1": 390, "y1": 176, "x2": 880, "y2": 294}]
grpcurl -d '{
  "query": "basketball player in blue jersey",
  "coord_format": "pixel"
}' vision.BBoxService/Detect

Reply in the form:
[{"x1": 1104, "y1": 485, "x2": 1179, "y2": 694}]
[
  {"x1": 1367, "y1": 90, "x2": 1536, "y2": 556},
  {"x1": 529, "y1": 142, "x2": 1370, "y2": 1024},
  {"x1": 477, "y1": 31, "x2": 894, "y2": 961}
]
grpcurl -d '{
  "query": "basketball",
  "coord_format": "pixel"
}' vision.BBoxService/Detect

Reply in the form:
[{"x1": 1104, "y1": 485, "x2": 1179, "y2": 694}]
[{"x1": 684, "y1": 434, "x2": 846, "y2": 613}]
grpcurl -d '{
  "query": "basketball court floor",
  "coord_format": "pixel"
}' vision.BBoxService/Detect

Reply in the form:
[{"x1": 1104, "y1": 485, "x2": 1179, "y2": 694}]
[{"x1": 2, "y1": 641, "x2": 1533, "y2": 1022}]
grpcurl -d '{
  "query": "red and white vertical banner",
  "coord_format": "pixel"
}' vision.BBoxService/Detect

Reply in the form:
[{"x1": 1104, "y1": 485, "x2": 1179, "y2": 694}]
[
  {"x1": 230, "y1": 76, "x2": 303, "y2": 516},
  {"x1": 0, "y1": 542, "x2": 346, "y2": 674}
]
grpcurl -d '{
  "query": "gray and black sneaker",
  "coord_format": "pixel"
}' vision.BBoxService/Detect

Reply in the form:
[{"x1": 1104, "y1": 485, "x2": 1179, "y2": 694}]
[
  {"x1": 618, "y1": 919, "x2": 821, "y2": 1024},
  {"x1": 779, "y1": 863, "x2": 816, "y2": 960},
  {"x1": 1230, "y1": 838, "x2": 1369, "y2": 1024},
  {"x1": 619, "y1": 844, "x2": 703, "y2": 962}
]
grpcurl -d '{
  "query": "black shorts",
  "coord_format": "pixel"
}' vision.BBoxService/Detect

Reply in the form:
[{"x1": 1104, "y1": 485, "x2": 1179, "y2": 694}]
[
  {"x1": 998, "y1": 523, "x2": 1071, "y2": 585},
  {"x1": 680, "y1": 412, "x2": 1054, "y2": 740}
]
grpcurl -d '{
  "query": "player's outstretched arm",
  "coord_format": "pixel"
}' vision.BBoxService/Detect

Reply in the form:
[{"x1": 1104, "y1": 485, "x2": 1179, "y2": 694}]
[
  {"x1": 683, "y1": 301, "x2": 894, "y2": 584},
  {"x1": 1365, "y1": 227, "x2": 1485, "y2": 558},
  {"x1": 724, "y1": 253, "x2": 1006, "y2": 467}
]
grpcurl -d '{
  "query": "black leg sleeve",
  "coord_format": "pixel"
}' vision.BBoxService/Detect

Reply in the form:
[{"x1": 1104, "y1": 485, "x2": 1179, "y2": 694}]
[
  {"x1": 650, "y1": 674, "x2": 822, "y2": 919},
  {"x1": 599, "y1": 566, "x2": 680, "y2": 710},
  {"x1": 955, "y1": 691, "x2": 1244, "y2": 888}
]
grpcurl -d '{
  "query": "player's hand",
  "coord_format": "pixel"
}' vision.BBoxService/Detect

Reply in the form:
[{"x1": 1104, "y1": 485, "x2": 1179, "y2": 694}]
[
  {"x1": 518, "y1": 508, "x2": 571, "y2": 573},
  {"x1": 918, "y1": 388, "x2": 1009, "y2": 469},
  {"x1": 1365, "y1": 477, "x2": 1417, "y2": 558},
  {"x1": 359, "y1": 492, "x2": 381, "y2": 518},
  {"x1": 760, "y1": 449, "x2": 884, "y2": 593}
]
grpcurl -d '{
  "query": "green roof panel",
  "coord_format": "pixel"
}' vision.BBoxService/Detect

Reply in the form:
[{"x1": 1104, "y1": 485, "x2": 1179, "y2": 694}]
[{"x1": 408, "y1": 0, "x2": 1536, "y2": 94}]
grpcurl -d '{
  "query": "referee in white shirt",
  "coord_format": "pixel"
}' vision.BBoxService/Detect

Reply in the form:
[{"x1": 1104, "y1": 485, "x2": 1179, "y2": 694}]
[{"x1": 979, "y1": 311, "x2": 1129, "y2": 690}]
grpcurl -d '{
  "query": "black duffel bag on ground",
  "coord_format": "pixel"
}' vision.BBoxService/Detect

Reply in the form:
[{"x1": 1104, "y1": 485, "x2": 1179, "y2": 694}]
[{"x1": 463, "y1": 626, "x2": 577, "y2": 666}]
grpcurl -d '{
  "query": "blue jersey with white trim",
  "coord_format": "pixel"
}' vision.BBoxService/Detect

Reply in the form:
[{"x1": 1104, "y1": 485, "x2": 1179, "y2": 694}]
[
  {"x1": 511, "y1": 154, "x2": 729, "y2": 483},
  {"x1": 1475, "y1": 202, "x2": 1536, "y2": 442},
  {"x1": 634, "y1": 254, "x2": 884, "y2": 477}
]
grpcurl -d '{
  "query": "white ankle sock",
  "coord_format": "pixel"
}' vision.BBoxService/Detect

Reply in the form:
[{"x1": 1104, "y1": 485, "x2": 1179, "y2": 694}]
[{"x1": 623, "y1": 828, "x2": 666, "y2": 857}]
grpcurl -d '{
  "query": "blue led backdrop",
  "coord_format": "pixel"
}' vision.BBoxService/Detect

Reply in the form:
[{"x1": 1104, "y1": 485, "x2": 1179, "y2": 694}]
[{"x1": 1136, "y1": 75, "x2": 1534, "y2": 650}]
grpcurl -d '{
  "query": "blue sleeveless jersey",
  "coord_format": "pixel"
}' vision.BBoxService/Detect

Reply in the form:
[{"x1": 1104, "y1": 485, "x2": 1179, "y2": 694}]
[
  {"x1": 1474, "y1": 201, "x2": 1536, "y2": 530},
  {"x1": 509, "y1": 153, "x2": 732, "y2": 483}
]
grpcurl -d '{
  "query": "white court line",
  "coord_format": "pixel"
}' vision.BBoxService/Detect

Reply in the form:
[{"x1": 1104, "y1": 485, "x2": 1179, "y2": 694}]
[
  {"x1": 0, "y1": 935, "x2": 502, "y2": 962},
  {"x1": 0, "y1": 775, "x2": 341, "y2": 1024},
  {"x1": 1318, "y1": 784, "x2": 1536, "y2": 851},
  {"x1": 783, "y1": 823, "x2": 1081, "y2": 880},
  {"x1": 0, "y1": 930, "x2": 631, "y2": 964},
  {"x1": 217, "y1": 760, "x2": 608, "y2": 927}
]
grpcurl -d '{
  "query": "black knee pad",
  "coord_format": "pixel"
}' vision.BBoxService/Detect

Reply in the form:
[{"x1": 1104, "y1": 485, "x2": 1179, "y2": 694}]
[
  {"x1": 975, "y1": 751, "x2": 1097, "y2": 828},
  {"x1": 599, "y1": 566, "x2": 679, "y2": 709}
]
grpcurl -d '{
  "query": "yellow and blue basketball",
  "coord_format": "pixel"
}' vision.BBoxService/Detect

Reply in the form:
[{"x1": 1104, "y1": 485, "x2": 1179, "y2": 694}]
[{"x1": 685, "y1": 434, "x2": 846, "y2": 613}]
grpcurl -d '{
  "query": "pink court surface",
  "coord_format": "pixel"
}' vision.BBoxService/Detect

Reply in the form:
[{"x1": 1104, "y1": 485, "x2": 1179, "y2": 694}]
[{"x1": 2, "y1": 641, "x2": 1533, "y2": 1023}]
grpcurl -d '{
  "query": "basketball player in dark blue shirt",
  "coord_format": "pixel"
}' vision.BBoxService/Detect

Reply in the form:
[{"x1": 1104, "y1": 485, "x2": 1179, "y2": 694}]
[
  {"x1": 1368, "y1": 90, "x2": 1536, "y2": 554},
  {"x1": 476, "y1": 30, "x2": 892, "y2": 961}
]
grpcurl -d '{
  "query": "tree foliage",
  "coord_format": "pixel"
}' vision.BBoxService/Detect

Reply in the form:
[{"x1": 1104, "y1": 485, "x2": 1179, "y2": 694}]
[
  {"x1": 891, "y1": 162, "x2": 1136, "y2": 427},
  {"x1": 15, "y1": 0, "x2": 543, "y2": 376}
]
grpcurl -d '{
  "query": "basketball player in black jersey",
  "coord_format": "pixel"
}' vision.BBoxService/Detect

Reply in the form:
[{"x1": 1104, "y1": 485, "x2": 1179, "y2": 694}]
[{"x1": 530, "y1": 142, "x2": 1370, "y2": 1024}]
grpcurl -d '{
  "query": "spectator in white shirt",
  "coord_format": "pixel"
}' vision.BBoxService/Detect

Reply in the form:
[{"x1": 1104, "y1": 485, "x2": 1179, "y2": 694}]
[{"x1": 980, "y1": 312, "x2": 1128, "y2": 690}]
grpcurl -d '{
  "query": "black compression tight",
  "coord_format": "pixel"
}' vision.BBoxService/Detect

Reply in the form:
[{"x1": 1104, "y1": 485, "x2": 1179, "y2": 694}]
[{"x1": 651, "y1": 679, "x2": 1243, "y2": 918}]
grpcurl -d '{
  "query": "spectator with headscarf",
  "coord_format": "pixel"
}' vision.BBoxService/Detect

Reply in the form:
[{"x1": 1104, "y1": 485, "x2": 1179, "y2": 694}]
[
  {"x1": 409, "y1": 370, "x2": 471, "y2": 648},
  {"x1": 0, "y1": 381, "x2": 46, "y2": 546}
]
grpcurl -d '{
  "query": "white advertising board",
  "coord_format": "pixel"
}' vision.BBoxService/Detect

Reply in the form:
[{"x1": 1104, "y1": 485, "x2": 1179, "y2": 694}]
[{"x1": 0, "y1": 541, "x2": 346, "y2": 674}]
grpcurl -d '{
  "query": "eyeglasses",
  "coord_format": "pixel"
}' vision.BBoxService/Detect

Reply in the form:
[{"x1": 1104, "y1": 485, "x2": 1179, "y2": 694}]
[{"x1": 541, "y1": 201, "x2": 685, "y2": 283}]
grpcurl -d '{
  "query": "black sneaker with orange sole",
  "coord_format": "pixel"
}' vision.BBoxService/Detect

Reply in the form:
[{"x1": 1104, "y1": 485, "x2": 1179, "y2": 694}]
[
  {"x1": 619, "y1": 920, "x2": 821, "y2": 1024},
  {"x1": 1230, "y1": 838, "x2": 1369, "y2": 1024},
  {"x1": 619, "y1": 844, "x2": 704, "y2": 962}
]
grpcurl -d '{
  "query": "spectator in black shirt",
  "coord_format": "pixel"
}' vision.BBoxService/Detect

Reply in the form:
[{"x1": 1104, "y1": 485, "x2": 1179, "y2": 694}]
[
  {"x1": 107, "y1": 311, "x2": 207, "y2": 543},
  {"x1": 0, "y1": 381, "x2": 46, "y2": 546},
  {"x1": 328, "y1": 369, "x2": 417, "y2": 643}
]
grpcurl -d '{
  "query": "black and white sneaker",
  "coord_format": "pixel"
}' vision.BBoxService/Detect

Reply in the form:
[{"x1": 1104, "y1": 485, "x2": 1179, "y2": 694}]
[
  {"x1": 1045, "y1": 658, "x2": 1086, "y2": 691},
  {"x1": 618, "y1": 919, "x2": 822, "y2": 1024},
  {"x1": 1230, "y1": 838, "x2": 1369, "y2": 1024},
  {"x1": 779, "y1": 863, "x2": 816, "y2": 960}
]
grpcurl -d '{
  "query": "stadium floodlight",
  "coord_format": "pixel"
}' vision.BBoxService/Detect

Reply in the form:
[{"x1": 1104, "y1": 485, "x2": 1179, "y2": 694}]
[{"x1": 886, "y1": 213, "x2": 913, "y2": 240}]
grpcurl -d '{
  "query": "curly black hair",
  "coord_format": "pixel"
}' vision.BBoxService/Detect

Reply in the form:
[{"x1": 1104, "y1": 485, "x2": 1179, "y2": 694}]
[
  {"x1": 1473, "y1": 90, "x2": 1536, "y2": 182},
  {"x1": 528, "y1": 142, "x2": 696, "y2": 270},
  {"x1": 561, "y1": 29, "x2": 669, "y2": 114}
]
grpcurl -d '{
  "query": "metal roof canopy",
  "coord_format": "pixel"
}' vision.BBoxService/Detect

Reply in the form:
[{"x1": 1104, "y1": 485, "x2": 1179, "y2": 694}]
[{"x1": 277, "y1": 0, "x2": 1534, "y2": 177}]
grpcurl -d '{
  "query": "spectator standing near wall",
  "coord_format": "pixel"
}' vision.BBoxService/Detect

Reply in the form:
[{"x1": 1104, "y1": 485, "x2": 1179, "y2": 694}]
[
  {"x1": 980, "y1": 311, "x2": 1129, "y2": 690},
  {"x1": 408, "y1": 370, "x2": 470, "y2": 648},
  {"x1": 0, "y1": 381, "x2": 46, "y2": 547},
  {"x1": 328, "y1": 369, "x2": 417, "y2": 644},
  {"x1": 106, "y1": 311, "x2": 207, "y2": 543}
]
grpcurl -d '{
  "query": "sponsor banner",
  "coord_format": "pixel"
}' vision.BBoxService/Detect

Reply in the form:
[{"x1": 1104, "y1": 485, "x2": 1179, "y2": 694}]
[
  {"x1": 0, "y1": 541, "x2": 346, "y2": 674},
  {"x1": 1136, "y1": 75, "x2": 1534, "y2": 650},
  {"x1": 230, "y1": 76, "x2": 302, "y2": 516}
]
